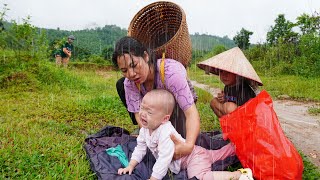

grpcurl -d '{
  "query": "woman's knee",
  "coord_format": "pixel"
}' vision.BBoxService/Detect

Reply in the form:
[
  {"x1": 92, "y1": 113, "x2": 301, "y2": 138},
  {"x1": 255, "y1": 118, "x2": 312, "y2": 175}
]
[
  {"x1": 223, "y1": 102, "x2": 238, "y2": 114},
  {"x1": 210, "y1": 98, "x2": 219, "y2": 109}
]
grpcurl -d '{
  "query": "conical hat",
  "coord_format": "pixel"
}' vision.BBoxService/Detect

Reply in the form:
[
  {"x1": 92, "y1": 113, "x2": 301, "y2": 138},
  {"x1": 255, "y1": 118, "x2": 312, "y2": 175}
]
[{"x1": 197, "y1": 47, "x2": 263, "y2": 86}]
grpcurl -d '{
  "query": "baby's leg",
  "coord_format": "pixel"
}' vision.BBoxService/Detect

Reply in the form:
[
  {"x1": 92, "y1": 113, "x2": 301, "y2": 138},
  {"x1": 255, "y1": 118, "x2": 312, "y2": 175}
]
[
  {"x1": 183, "y1": 146, "x2": 213, "y2": 179},
  {"x1": 208, "y1": 143, "x2": 236, "y2": 163},
  {"x1": 202, "y1": 170, "x2": 241, "y2": 180}
]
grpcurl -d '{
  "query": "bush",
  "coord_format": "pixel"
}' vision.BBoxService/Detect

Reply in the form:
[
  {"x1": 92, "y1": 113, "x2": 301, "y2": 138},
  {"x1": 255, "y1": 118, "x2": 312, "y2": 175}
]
[{"x1": 88, "y1": 55, "x2": 107, "y2": 64}]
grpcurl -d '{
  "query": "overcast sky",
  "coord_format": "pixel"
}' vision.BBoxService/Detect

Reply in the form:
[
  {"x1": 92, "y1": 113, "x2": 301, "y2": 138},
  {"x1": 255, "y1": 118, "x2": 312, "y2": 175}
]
[{"x1": 2, "y1": 0, "x2": 319, "y2": 43}]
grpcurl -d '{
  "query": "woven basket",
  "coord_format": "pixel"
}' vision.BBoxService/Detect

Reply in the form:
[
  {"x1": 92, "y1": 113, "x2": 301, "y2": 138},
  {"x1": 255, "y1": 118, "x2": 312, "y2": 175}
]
[{"x1": 128, "y1": 1, "x2": 192, "y2": 67}]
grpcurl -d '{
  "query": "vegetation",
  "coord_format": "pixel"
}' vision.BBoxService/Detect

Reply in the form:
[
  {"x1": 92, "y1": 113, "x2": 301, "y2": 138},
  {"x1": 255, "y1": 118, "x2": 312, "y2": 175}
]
[
  {"x1": 0, "y1": 51, "x2": 130, "y2": 178},
  {"x1": 245, "y1": 13, "x2": 320, "y2": 78},
  {"x1": 0, "y1": 3, "x2": 319, "y2": 179},
  {"x1": 233, "y1": 28, "x2": 253, "y2": 50},
  {"x1": 308, "y1": 107, "x2": 320, "y2": 116}
]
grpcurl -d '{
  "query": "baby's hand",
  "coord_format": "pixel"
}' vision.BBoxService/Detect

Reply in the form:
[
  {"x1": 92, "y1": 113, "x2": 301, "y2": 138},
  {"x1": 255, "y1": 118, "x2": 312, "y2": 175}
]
[
  {"x1": 217, "y1": 91, "x2": 225, "y2": 103},
  {"x1": 118, "y1": 166, "x2": 134, "y2": 175}
]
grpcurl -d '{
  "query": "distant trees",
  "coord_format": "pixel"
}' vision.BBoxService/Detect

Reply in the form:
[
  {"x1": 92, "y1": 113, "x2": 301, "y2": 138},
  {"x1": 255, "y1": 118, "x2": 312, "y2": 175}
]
[
  {"x1": 296, "y1": 12, "x2": 320, "y2": 35},
  {"x1": 233, "y1": 28, "x2": 253, "y2": 50},
  {"x1": 0, "y1": 3, "x2": 8, "y2": 49},
  {"x1": 102, "y1": 46, "x2": 114, "y2": 61},
  {"x1": 245, "y1": 12, "x2": 320, "y2": 77},
  {"x1": 266, "y1": 14, "x2": 298, "y2": 45}
]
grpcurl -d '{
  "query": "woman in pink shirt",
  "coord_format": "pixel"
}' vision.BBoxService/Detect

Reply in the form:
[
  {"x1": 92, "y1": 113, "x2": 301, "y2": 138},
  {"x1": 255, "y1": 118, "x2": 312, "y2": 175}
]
[{"x1": 112, "y1": 36, "x2": 200, "y2": 158}]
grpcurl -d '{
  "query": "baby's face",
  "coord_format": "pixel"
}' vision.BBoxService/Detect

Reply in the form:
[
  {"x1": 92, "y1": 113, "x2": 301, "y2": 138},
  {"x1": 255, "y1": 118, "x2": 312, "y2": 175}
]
[
  {"x1": 139, "y1": 96, "x2": 166, "y2": 131},
  {"x1": 219, "y1": 70, "x2": 237, "y2": 86}
]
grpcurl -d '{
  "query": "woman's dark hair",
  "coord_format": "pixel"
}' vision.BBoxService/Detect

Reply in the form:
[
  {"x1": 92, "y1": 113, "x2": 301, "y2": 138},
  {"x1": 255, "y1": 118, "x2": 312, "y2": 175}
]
[{"x1": 112, "y1": 36, "x2": 151, "y2": 68}]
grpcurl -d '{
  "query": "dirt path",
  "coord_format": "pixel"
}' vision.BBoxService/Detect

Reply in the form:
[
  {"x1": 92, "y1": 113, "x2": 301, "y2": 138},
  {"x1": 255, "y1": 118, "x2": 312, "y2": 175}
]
[{"x1": 191, "y1": 80, "x2": 320, "y2": 167}]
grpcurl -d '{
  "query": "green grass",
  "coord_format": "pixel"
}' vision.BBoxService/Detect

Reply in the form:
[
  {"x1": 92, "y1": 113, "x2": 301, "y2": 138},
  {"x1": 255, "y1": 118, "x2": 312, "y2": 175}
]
[
  {"x1": 0, "y1": 51, "x2": 319, "y2": 179},
  {"x1": 301, "y1": 152, "x2": 320, "y2": 179},
  {"x1": 0, "y1": 53, "x2": 132, "y2": 178},
  {"x1": 195, "y1": 87, "x2": 221, "y2": 131},
  {"x1": 308, "y1": 107, "x2": 320, "y2": 116}
]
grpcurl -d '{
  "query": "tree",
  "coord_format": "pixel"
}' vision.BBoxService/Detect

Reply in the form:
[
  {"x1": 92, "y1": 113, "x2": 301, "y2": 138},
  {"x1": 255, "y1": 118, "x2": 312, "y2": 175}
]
[
  {"x1": 233, "y1": 28, "x2": 253, "y2": 50},
  {"x1": 296, "y1": 12, "x2": 320, "y2": 35},
  {"x1": 212, "y1": 45, "x2": 227, "y2": 55},
  {"x1": 0, "y1": 3, "x2": 9, "y2": 49},
  {"x1": 102, "y1": 46, "x2": 114, "y2": 61},
  {"x1": 267, "y1": 14, "x2": 298, "y2": 45}
]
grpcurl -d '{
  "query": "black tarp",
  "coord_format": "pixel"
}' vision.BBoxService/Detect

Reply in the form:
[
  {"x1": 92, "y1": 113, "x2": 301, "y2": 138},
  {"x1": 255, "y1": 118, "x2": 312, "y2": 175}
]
[{"x1": 84, "y1": 126, "x2": 239, "y2": 180}]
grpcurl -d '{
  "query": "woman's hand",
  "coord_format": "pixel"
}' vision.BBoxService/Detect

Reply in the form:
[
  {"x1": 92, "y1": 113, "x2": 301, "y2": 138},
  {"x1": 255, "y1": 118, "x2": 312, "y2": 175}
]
[
  {"x1": 170, "y1": 134, "x2": 194, "y2": 160},
  {"x1": 217, "y1": 90, "x2": 225, "y2": 103}
]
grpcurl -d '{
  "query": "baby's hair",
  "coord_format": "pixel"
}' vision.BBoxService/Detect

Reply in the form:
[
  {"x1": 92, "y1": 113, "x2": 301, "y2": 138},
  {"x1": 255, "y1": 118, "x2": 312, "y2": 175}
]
[{"x1": 145, "y1": 89, "x2": 175, "y2": 115}]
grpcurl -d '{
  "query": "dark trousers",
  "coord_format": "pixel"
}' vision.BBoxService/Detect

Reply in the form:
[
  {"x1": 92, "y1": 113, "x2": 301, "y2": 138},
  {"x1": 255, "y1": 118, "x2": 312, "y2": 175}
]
[
  {"x1": 116, "y1": 77, "x2": 138, "y2": 125},
  {"x1": 116, "y1": 77, "x2": 187, "y2": 138}
]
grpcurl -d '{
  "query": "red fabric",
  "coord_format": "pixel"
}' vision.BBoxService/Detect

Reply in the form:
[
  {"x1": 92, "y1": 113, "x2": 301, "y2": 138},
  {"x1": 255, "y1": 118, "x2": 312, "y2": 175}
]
[{"x1": 220, "y1": 90, "x2": 303, "y2": 180}]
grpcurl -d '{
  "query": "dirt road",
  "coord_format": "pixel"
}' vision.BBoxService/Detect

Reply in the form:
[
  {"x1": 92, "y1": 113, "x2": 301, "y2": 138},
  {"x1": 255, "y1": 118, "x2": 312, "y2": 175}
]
[{"x1": 191, "y1": 80, "x2": 320, "y2": 167}]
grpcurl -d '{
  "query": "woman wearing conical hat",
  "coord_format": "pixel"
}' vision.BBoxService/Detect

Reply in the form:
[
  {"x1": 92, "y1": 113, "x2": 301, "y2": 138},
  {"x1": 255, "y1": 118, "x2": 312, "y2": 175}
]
[{"x1": 197, "y1": 47, "x2": 263, "y2": 117}]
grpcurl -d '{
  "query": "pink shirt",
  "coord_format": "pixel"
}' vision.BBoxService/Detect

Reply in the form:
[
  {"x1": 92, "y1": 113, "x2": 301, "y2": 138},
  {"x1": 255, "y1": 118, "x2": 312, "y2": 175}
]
[
  {"x1": 124, "y1": 59, "x2": 196, "y2": 113},
  {"x1": 130, "y1": 121, "x2": 185, "y2": 180}
]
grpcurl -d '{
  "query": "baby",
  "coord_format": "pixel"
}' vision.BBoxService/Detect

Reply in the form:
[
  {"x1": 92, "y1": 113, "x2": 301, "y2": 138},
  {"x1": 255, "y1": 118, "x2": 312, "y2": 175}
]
[{"x1": 118, "y1": 89, "x2": 253, "y2": 180}]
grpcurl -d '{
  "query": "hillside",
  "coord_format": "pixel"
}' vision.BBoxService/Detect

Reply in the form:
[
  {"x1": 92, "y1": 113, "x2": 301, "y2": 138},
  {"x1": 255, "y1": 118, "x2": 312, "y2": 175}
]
[
  {"x1": 3, "y1": 20, "x2": 235, "y2": 59},
  {"x1": 191, "y1": 33, "x2": 235, "y2": 51},
  {"x1": 43, "y1": 24, "x2": 235, "y2": 55},
  {"x1": 45, "y1": 25, "x2": 127, "y2": 55}
]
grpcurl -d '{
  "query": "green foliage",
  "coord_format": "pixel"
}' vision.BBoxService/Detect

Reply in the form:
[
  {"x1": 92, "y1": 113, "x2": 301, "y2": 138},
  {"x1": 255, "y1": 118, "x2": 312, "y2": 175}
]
[
  {"x1": 301, "y1": 152, "x2": 320, "y2": 179},
  {"x1": 192, "y1": 45, "x2": 227, "y2": 64},
  {"x1": 296, "y1": 12, "x2": 320, "y2": 35},
  {"x1": 233, "y1": 28, "x2": 253, "y2": 50},
  {"x1": 73, "y1": 45, "x2": 91, "y2": 60},
  {"x1": 245, "y1": 11, "x2": 320, "y2": 78},
  {"x1": 9, "y1": 16, "x2": 36, "y2": 51},
  {"x1": 48, "y1": 38, "x2": 64, "y2": 58},
  {"x1": 0, "y1": 54, "x2": 132, "y2": 178},
  {"x1": 0, "y1": 3, "x2": 9, "y2": 49},
  {"x1": 191, "y1": 33, "x2": 235, "y2": 51},
  {"x1": 102, "y1": 45, "x2": 114, "y2": 61},
  {"x1": 1, "y1": 12, "x2": 50, "y2": 60},
  {"x1": 46, "y1": 25, "x2": 127, "y2": 56},
  {"x1": 194, "y1": 87, "x2": 220, "y2": 131},
  {"x1": 267, "y1": 14, "x2": 298, "y2": 45},
  {"x1": 192, "y1": 49, "x2": 209, "y2": 62},
  {"x1": 0, "y1": 50, "x2": 89, "y2": 91},
  {"x1": 212, "y1": 45, "x2": 227, "y2": 56},
  {"x1": 308, "y1": 106, "x2": 320, "y2": 115},
  {"x1": 86, "y1": 54, "x2": 108, "y2": 64}
]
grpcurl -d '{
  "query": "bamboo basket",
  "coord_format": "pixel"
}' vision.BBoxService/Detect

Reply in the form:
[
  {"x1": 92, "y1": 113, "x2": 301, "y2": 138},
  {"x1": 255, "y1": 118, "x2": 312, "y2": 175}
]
[{"x1": 128, "y1": 1, "x2": 192, "y2": 67}]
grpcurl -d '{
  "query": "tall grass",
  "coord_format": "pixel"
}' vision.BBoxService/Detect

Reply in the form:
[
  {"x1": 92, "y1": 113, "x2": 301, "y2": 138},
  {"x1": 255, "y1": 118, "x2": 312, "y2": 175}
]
[{"x1": 0, "y1": 52, "x2": 131, "y2": 178}]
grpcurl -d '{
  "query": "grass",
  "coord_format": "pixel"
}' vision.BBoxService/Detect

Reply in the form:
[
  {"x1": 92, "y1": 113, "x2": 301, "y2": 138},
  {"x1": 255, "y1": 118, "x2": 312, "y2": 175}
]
[
  {"x1": 301, "y1": 152, "x2": 320, "y2": 179},
  {"x1": 308, "y1": 107, "x2": 320, "y2": 116},
  {"x1": 0, "y1": 53, "x2": 132, "y2": 178},
  {"x1": 0, "y1": 51, "x2": 319, "y2": 179},
  {"x1": 194, "y1": 87, "x2": 221, "y2": 131}
]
